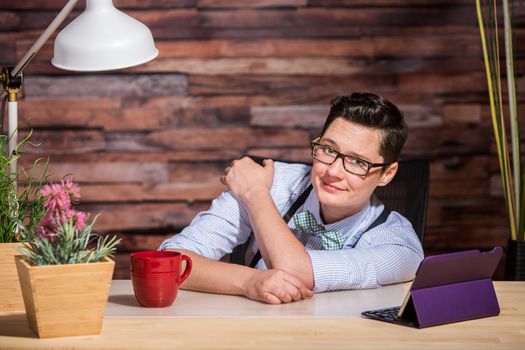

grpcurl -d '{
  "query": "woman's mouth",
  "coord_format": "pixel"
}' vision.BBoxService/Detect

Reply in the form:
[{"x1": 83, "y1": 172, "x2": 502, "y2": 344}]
[{"x1": 322, "y1": 181, "x2": 344, "y2": 193}]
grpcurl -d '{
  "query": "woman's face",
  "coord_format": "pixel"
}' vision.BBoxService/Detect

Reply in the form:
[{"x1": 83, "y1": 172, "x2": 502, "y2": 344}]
[{"x1": 311, "y1": 118, "x2": 398, "y2": 224}]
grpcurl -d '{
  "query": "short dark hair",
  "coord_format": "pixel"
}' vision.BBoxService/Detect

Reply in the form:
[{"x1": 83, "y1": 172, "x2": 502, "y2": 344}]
[{"x1": 321, "y1": 92, "x2": 407, "y2": 163}]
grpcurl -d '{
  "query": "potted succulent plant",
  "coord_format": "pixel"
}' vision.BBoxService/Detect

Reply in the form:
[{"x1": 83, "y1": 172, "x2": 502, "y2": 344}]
[
  {"x1": 476, "y1": 0, "x2": 524, "y2": 279},
  {"x1": 15, "y1": 177, "x2": 120, "y2": 338},
  {"x1": 0, "y1": 133, "x2": 47, "y2": 312}
]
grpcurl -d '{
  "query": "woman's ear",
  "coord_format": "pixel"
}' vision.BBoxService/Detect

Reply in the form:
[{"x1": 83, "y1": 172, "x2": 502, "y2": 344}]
[{"x1": 377, "y1": 162, "x2": 398, "y2": 187}]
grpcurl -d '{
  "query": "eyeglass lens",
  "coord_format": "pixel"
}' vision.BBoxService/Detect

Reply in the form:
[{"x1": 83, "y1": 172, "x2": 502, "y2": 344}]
[{"x1": 312, "y1": 144, "x2": 368, "y2": 175}]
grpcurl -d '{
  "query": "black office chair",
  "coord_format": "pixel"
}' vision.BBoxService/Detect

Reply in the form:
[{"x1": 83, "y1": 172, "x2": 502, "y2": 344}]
[
  {"x1": 374, "y1": 159, "x2": 429, "y2": 243},
  {"x1": 230, "y1": 157, "x2": 429, "y2": 265}
]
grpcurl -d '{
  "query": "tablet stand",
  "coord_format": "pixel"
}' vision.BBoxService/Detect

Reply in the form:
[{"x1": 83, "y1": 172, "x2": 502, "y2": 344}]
[{"x1": 398, "y1": 247, "x2": 503, "y2": 328}]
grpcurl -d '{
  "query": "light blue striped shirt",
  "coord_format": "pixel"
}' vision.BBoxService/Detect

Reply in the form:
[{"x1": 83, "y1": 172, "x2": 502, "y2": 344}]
[{"x1": 160, "y1": 161, "x2": 424, "y2": 293}]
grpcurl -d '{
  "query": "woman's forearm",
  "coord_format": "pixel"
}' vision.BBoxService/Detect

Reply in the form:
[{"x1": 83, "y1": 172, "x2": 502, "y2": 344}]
[{"x1": 243, "y1": 191, "x2": 314, "y2": 289}]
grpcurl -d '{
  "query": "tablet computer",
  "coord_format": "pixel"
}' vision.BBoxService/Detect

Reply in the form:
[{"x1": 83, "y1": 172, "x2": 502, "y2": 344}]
[{"x1": 361, "y1": 246, "x2": 503, "y2": 328}]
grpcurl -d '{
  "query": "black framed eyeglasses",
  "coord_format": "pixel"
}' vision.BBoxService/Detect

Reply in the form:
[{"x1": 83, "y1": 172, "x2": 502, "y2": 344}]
[{"x1": 310, "y1": 138, "x2": 392, "y2": 176}]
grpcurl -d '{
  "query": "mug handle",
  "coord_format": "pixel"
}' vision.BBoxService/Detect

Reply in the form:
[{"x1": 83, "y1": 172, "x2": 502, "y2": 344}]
[{"x1": 178, "y1": 255, "x2": 192, "y2": 284}]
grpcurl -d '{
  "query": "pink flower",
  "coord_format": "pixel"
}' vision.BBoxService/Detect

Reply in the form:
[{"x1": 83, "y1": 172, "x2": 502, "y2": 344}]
[
  {"x1": 59, "y1": 208, "x2": 74, "y2": 224},
  {"x1": 62, "y1": 177, "x2": 80, "y2": 202},
  {"x1": 41, "y1": 183, "x2": 71, "y2": 214},
  {"x1": 37, "y1": 216, "x2": 57, "y2": 240},
  {"x1": 37, "y1": 178, "x2": 88, "y2": 239},
  {"x1": 73, "y1": 211, "x2": 87, "y2": 232}
]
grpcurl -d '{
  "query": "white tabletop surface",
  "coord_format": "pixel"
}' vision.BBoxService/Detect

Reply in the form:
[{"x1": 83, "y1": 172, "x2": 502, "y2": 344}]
[
  {"x1": 2, "y1": 282, "x2": 523, "y2": 350},
  {"x1": 105, "y1": 280, "x2": 410, "y2": 318}
]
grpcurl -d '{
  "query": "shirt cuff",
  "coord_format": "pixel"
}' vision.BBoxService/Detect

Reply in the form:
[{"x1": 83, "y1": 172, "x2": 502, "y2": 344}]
[
  {"x1": 159, "y1": 239, "x2": 180, "y2": 251},
  {"x1": 159, "y1": 235, "x2": 219, "y2": 259}
]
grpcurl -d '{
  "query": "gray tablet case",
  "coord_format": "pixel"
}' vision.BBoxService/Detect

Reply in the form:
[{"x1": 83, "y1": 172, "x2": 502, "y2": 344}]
[{"x1": 362, "y1": 247, "x2": 503, "y2": 328}]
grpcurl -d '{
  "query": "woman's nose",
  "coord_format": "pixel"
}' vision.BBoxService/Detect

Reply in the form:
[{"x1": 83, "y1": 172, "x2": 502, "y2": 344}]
[{"x1": 326, "y1": 157, "x2": 346, "y2": 177}]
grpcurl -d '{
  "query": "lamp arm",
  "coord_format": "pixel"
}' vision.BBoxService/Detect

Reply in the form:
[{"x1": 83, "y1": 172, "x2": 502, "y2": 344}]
[{"x1": 11, "y1": 0, "x2": 80, "y2": 78}]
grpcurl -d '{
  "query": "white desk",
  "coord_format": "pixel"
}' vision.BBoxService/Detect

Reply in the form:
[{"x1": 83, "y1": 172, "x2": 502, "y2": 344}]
[
  {"x1": 1, "y1": 281, "x2": 524, "y2": 349},
  {"x1": 106, "y1": 280, "x2": 410, "y2": 318}
]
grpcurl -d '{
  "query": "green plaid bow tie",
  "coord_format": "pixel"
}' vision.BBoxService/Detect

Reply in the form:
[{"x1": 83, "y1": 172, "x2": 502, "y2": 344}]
[{"x1": 293, "y1": 211, "x2": 346, "y2": 250}]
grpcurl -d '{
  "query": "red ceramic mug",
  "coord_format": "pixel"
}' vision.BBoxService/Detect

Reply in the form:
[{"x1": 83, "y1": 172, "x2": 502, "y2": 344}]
[{"x1": 130, "y1": 251, "x2": 192, "y2": 308}]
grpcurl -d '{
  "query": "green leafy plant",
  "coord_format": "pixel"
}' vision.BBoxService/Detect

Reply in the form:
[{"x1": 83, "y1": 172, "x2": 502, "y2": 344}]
[
  {"x1": 476, "y1": 0, "x2": 523, "y2": 241},
  {"x1": 18, "y1": 177, "x2": 121, "y2": 265},
  {"x1": 0, "y1": 132, "x2": 48, "y2": 243}
]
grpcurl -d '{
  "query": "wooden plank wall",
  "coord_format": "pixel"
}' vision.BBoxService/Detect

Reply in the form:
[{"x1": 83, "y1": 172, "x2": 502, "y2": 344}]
[{"x1": 1, "y1": 0, "x2": 523, "y2": 278}]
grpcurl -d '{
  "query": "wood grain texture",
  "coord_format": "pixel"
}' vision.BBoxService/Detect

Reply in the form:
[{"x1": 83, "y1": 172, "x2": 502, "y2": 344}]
[
  {"x1": 15, "y1": 34, "x2": 488, "y2": 72},
  {"x1": 0, "y1": 243, "x2": 24, "y2": 313},
  {"x1": 0, "y1": 1, "x2": 197, "y2": 10},
  {"x1": 188, "y1": 74, "x2": 397, "y2": 97},
  {"x1": 0, "y1": 282, "x2": 524, "y2": 349},
  {"x1": 19, "y1": 130, "x2": 106, "y2": 154},
  {"x1": 0, "y1": 1, "x2": 522, "y2": 279},
  {"x1": 24, "y1": 75, "x2": 187, "y2": 99},
  {"x1": 79, "y1": 203, "x2": 211, "y2": 232},
  {"x1": 15, "y1": 256, "x2": 114, "y2": 338},
  {"x1": 198, "y1": 0, "x2": 307, "y2": 8}
]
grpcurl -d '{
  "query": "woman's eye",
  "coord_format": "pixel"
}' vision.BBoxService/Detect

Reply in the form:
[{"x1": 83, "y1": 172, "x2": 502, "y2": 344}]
[
  {"x1": 323, "y1": 146, "x2": 337, "y2": 155},
  {"x1": 350, "y1": 158, "x2": 367, "y2": 167}
]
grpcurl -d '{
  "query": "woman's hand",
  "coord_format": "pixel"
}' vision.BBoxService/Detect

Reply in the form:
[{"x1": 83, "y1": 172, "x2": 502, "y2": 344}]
[
  {"x1": 242, "y1": 269, "x2": 314, "y2": 304},
  {"x1": 221, "y1": 157, "x2": 274, "y2": 203}
]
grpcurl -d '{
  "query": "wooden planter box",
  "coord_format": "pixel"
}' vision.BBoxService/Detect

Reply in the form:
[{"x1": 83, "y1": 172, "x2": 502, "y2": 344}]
[
  {"x1": 15, "y1": 255, "x2": 114, "y2": 338},
  {"x1": 0, "y1": 243, "x2": 24, "y2": 312}
]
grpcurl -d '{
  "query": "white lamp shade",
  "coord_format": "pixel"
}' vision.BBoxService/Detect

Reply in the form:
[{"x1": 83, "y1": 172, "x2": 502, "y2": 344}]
[{"x1": 52, "y1": 0, "x2": 158, "y2": 71}]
